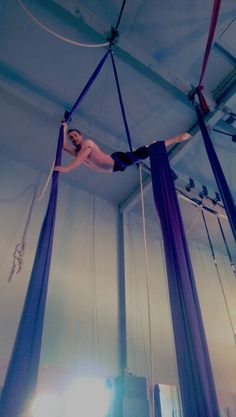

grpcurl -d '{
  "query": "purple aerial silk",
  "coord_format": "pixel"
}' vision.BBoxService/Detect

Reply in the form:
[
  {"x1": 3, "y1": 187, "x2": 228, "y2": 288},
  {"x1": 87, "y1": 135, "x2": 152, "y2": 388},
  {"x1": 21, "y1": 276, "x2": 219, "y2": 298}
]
[
  {"x1": 110, "y1": 51, "x2": 133, "y2": 152},
  {"x1": 66, "y1": 50, "x2": 110, "y2": 120},
  {"x1": 0, "y1": 50, "x2": 110, "y2": 417},
  {"x1": 149, "y1": 141, "x2": 220, "y2": 417},
  {"x1": 154, "y1": 385, "x2": 162, "y2": 417},
  {"x1": 0, "y1": 126, "x2": 63, "y2": 417},
  {"x1": 196, "y1": 0, "x2": 222, "y2": 113},
  {"x1": 195, "y1": 103, "x2": 236, "y2": 242}
]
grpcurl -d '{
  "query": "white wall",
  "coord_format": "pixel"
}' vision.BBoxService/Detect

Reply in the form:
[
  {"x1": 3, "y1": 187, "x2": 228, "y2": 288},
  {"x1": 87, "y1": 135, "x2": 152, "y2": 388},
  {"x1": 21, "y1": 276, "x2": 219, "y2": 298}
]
[
  {"x1": 1, "y1": 154, "x2": 236, "y2": 414},
  {"x1": 0, "y1": 154, "x2": 119, "y2": 389},
  {"x1": 124, "y1": 208, "x2": 236, "y2": 413}
]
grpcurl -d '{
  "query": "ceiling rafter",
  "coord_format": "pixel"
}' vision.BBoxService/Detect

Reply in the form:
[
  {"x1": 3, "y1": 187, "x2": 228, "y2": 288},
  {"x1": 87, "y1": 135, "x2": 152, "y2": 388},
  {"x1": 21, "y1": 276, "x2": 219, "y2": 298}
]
[
  {"x1": 120, "y1": 71, "x2": 236, "y2": 210},
  {"x1": 0, "y1": 61, "x2": 125, "y2": 152},
  {"x1": 51, "y1": 0, "x2": 194, "y2": 108}
]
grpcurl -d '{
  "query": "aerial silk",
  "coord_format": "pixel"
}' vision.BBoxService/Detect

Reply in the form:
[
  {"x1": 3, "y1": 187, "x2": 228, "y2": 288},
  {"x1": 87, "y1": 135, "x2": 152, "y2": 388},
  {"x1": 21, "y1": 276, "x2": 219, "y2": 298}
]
[
  {"x1": 154, "y1": 385, "x2": 162, "y2": 417},
  {"x1": 196, "y1": 0, "x2": 222, "y2": 113},
  {"x1": 0, "y1": 126, "x2": 63, "y2": 417},
  {"x1": 195, "y1": 103, "x2": 236, "y2": 243},
  {"x1": 149, "y1": 141, "x2": 220, "y2": 417},
  {"x1": 0, "y1": 50, "x2": 110, "y2": 417},
  {"x1": 109, "y1": 50, "x2": 134, "y2": 372},
  {"x1": 110, "y1": 51, "x2": 133, "y2": 152}
]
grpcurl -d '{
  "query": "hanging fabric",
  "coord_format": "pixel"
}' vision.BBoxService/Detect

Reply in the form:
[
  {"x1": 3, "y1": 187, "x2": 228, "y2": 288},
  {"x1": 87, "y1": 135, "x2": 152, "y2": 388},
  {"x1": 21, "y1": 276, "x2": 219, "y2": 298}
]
[
  {"x1": 109, "y1": 47, "x2": 136, "y2": 375},
  {"x1": 149, "y1": 141, "x2": 220, "y2": 417},
  {"x1": 110, "y1": 50, "x2": 133, "y2": 152},
  {"x1": 195, "y1": 103, "x2": 236, "y2": 243},
  {"x1": 217, "y1": 216, "x2": 236, "y2": 277},
  {"x1": 0, "y1": 50, "x2": 110, "y2": 417},
  {"x1": 196, "y1": 0, "x2": 222, "y2": 113},
  {"x1": 154, "y1": 385, "x2": 162, "y2": 417},
  {"x1": 201, "y1": 210, "x2": 236, "y2": 344},
  {"x1": 0, "y1": 126, "x2": 63, "y2": 417},
  {"x1": 66, "y1": 50, "x2": 110, "y2": 121}
]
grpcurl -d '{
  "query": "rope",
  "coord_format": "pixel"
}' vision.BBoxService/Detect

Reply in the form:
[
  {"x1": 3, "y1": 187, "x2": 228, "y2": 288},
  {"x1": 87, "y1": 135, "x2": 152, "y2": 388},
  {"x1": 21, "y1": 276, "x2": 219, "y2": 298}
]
[
  {"x1": 139, "y1": 164, "x2": 155, "y2": 417},
  {"x1": 0, "y1": 200, "x2": 30, "y2": 282},
  {"x1": 37, "y1": 159, "x2": 55, "y2": 201},
  {"x1": 217, "y1": 216, "x2": 236, "y2": 278},
  {"x1": 127, "y1": 218, "x2": 149, "y2": 377},
  {"x1": 0, "y1": 184, "x2": 36, "y2": 281},
  {"x1": 201, "y1": 210, "x2": 236, "y2": 345},
  {"x1": 8, "y1": 185, "x2": 37, "y2": 282},
  {"x1": 0, "y1": 185, "x2": 37, "y2": 282},
  {"x1": 17, "y1": 0, "x2": 110, "y2": 48}
]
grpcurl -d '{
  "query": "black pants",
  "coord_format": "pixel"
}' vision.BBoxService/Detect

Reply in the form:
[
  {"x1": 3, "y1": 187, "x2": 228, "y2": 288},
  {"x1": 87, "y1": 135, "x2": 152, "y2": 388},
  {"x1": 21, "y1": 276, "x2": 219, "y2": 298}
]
[{"x1": 111, "y1": 146, "x2": 150, "y2": 172}]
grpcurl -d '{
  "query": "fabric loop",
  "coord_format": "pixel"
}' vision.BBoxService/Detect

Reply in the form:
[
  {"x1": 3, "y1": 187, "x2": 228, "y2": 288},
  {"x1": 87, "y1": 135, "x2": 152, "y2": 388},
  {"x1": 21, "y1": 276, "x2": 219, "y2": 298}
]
[{"x1": 149, "y1": 141, "x2": 220, "y2": 417}]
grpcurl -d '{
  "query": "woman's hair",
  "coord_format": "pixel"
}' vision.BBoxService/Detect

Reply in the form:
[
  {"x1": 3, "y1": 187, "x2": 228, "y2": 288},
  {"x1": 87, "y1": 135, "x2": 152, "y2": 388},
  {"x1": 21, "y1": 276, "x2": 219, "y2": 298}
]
[{"x1": 68, "y1": 128, "x2": 81, "y2": 135}]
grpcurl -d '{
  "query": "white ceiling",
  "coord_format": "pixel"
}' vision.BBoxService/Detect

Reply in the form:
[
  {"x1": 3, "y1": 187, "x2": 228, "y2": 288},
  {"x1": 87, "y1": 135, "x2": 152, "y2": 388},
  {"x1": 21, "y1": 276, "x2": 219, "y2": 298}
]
[{"x1": 0, "y1": 0, "x2": 236, "y2": 212}]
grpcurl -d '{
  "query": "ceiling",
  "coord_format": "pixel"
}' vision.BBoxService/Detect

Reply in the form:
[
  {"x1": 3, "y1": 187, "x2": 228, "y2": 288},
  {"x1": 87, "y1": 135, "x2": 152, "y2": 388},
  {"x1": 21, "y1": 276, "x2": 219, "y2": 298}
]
[{"x1": 0, "y1": 0, "x2": 236, "y2": 222}]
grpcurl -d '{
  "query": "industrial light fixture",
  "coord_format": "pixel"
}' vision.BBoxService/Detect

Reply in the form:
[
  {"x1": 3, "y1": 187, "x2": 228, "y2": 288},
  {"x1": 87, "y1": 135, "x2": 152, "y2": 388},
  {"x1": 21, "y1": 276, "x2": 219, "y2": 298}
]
[
  {"x1": 185, "y1": 178, "x2": 195, "y2": 192},
  {"x1": 212, "y1": 192, "x2": 221, "y2": 205},
  {"x1": 199, "y1": 185, "x2": 208, "y2": 199}
]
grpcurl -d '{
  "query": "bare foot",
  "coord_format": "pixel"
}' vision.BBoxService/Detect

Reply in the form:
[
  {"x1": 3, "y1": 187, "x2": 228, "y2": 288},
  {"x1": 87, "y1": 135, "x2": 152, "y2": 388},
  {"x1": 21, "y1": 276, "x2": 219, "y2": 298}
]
[
  {"x1": 176, "y1": 132, "x2": 192, "y2": 142},
  {"x1": 165, "y1": 132, "x2": 192, "y2": 147},
  {"x1": 146, "y1": 133, "x2": 192, "y2": 148}
]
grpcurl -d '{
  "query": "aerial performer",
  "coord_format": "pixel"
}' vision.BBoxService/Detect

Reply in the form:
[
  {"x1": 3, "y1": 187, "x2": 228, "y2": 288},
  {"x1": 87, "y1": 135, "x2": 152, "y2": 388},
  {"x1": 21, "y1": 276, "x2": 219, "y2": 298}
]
[{"x1": 54, "y1": 122, "x2": 191, "y2": 174}]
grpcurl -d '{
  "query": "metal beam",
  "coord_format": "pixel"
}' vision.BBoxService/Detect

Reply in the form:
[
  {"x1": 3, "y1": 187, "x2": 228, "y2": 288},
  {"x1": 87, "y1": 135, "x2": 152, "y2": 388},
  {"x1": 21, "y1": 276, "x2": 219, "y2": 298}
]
[
  {"x1": 169, "y1": 68, "x2": 236, "y2": 165},
  {"x1": 0, "y1": 60, "x2": 122, "y2": 152},
  {"x1": 120, "y1": 71, "x2": 236, "y2": 212},
  {"x1": 48, "y1": 0, "x2": 193, "y2": 108}
]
